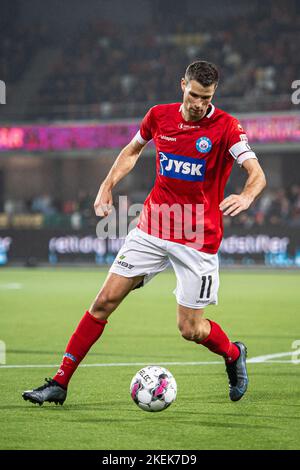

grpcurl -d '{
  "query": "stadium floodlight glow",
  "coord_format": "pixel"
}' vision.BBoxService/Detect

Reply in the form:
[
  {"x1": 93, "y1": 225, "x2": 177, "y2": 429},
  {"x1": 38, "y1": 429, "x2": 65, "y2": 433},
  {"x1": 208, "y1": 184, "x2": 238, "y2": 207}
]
[{"x1": 0, "y1": 80, "x2": 6, "y2": 104}]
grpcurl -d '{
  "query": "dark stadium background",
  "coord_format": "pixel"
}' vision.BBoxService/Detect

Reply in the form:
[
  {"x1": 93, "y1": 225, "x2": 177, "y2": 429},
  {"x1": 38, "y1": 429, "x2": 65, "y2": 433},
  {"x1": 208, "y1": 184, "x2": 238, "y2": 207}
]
[
  {"x1": 0, "y1": 0, "x2": 299, "y2": 268},
  {"x1": 1, "y1": 0, "x2": 300, "y2": 454}
]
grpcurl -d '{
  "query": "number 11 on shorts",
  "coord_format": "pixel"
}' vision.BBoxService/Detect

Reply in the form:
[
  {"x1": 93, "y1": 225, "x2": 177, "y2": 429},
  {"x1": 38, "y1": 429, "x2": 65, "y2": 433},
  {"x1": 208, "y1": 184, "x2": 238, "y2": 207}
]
[{"x1": 199, "y1": 275, "x2": 212, "y2": 299}]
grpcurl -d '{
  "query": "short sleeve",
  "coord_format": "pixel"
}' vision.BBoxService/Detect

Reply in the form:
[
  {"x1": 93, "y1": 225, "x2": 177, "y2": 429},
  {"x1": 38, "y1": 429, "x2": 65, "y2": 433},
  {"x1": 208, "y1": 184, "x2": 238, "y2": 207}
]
[
  {"x1": 227, "y1": 118, "x2": 258, "y2": 166},
  {"x1": 133, "y1": 107, "x2": 154, "y2": 145}
]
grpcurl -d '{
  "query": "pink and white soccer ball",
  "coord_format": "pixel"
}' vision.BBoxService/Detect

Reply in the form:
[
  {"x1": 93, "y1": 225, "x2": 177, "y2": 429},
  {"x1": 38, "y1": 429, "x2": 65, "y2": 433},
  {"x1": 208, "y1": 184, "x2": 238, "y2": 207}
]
[{"x1": 130, "y1": 365, "x2": 177, "y2": 412}]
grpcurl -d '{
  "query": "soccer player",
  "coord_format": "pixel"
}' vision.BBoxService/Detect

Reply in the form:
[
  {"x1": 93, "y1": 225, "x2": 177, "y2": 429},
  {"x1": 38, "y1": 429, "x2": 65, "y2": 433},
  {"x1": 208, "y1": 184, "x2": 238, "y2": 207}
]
[{"x1": 23, "y1": 61, "x2": 266, "y2": 406}]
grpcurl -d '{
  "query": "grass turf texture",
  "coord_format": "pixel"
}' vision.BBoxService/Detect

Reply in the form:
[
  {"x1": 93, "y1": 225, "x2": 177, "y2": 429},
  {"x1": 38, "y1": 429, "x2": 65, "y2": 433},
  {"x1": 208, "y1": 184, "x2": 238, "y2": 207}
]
[{"x1": 0, "y1": 268, "x2": 299, "y2": 450}]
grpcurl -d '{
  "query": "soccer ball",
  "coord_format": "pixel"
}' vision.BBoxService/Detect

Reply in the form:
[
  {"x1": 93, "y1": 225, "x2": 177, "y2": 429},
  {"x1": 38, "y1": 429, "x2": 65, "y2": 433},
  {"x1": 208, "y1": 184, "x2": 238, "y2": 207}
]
[{"x1": 130, "y1": 365, "x2": 177, "y2": 412}]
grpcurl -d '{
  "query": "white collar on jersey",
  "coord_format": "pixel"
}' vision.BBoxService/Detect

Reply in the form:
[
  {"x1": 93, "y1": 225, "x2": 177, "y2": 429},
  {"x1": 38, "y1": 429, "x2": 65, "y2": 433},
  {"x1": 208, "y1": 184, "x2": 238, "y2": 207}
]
[
  {"x1": 206, "y1": 104, "x2": 215, "y2": 118},
  {"x1": 179, "y1": 103, "x2": 215, "y2": 119}
]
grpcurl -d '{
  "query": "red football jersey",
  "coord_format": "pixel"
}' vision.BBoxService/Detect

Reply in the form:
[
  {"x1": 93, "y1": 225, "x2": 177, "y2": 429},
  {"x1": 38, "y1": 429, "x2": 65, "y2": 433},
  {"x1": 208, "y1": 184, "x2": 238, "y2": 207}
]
[{"x1": 135, "y1": 103, "x2": 257, "y2": 254}]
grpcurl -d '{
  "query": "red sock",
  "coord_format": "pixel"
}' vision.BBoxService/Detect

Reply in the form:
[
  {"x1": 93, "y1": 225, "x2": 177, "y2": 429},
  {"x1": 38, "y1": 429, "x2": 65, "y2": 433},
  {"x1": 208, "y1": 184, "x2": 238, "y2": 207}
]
[
  {"x1": 53, "y1": 311, "x2": 107, "y2": 388},
  {"x1": 199, "y1": 320, "x2": 240, "y2": 363}
]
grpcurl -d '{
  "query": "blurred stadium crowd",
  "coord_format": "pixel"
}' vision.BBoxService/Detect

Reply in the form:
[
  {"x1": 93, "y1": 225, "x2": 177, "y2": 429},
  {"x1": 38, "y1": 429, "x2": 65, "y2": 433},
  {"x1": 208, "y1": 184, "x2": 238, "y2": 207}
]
[
  {"x1": 0, "y1": 22, "x2": 50, "y2": 86},
  {"x1": 3, "y1": 185, "x2": 300, "y2": 230},
  {"x1": 1, "y1": 0, "x2": 299, "y2": 120}
]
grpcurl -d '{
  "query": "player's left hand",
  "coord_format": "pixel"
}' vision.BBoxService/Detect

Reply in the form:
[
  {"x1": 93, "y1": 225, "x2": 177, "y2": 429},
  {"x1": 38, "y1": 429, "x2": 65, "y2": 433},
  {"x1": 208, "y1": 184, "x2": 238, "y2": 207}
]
[{"x1": 219, "y1": 194, "x2": 253, "y2": 216}]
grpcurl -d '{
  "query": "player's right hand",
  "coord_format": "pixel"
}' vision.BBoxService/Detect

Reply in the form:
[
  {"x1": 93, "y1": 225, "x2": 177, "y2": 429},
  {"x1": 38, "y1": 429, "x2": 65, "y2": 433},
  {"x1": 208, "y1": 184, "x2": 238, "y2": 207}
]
[{"x1": 94, "y1": 185, "x2": 113, "y2": 217}]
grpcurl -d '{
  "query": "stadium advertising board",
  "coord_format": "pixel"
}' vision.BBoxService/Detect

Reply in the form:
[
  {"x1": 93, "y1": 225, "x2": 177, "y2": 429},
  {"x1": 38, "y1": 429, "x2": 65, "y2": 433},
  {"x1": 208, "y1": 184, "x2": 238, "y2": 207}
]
[
  {"x1": 0, "y1": 113, "x2": 300, "y2": 152},
  {"x1": 1, "y1": 228, "x2": 299, "y2": 267}
]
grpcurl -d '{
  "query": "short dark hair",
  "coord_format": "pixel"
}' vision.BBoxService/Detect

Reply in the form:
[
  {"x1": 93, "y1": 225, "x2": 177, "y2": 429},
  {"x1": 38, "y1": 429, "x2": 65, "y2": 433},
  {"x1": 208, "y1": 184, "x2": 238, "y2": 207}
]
[{"x1": 185, "y1": 61, "x2": 219, "y2": 87}]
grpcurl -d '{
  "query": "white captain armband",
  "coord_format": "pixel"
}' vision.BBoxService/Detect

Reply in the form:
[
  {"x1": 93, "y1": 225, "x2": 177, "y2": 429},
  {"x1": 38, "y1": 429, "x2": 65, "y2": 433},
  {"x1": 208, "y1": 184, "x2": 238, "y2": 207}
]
[
  {"x1": 229, "y1": 141, "x2": 258, "y2": 166},
  {"x1": 133, "y1": 130, "x2": 149, "y2": 145}
]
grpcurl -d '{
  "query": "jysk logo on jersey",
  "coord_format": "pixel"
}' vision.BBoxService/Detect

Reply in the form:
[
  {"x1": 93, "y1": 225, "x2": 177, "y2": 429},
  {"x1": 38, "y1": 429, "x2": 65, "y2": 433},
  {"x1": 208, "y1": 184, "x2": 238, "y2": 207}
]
[
  {"x1": 196, "y1": 137, "x2": 212, "y2": 153},
  {"x1": 159, "y1": 152, "x2": 205, "y2": 182}
]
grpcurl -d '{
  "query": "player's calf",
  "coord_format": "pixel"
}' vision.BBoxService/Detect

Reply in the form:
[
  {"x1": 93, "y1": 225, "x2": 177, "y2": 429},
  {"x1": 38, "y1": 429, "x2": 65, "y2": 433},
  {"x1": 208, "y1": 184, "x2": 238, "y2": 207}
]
[
  {"x1": 23, "y1": 273, "x2": 145, "y2": 405},
  {"x1": 90, "y1": 291, "x2": 120, "y2": 320}
]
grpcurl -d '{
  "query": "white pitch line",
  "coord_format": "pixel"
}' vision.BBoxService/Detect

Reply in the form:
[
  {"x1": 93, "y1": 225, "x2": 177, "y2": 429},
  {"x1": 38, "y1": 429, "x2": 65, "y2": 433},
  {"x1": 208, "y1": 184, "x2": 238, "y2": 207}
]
[
  {"x1": 0, "y1": 352, "x2": 300, "y2": 369},
  {"x1": 263, "y1": 360, "x2": 300, "y2": 364},
  {"x1": 247, "y1": 351, "x2": 300, "y2": 363},
  {"x1": 0, "y1": 283, "x2": 23, "y2": 290}
]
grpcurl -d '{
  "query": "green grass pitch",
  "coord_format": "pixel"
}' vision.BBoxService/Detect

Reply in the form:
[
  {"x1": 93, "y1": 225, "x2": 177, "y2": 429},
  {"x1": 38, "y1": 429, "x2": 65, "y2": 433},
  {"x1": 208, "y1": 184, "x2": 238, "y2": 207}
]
[{"x1": 0, "y1": 267, "x2": 300, "y2": 450}]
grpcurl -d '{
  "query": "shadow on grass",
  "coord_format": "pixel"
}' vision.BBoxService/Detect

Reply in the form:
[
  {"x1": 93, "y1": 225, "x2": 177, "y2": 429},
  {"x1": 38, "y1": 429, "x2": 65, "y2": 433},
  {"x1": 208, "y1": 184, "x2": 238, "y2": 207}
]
[
  {"x1": 61, "y1": 415, "x2": 277, "y2": 430},
  {"x1": 172, "y1": 410, "x2": 300, "y2": 421},
  {"x1": 3, "y1": 402, "x2": 296, "y2": 431},
  {"x1": 3, "y1": 401, "x2": 134, "y2": 412}
]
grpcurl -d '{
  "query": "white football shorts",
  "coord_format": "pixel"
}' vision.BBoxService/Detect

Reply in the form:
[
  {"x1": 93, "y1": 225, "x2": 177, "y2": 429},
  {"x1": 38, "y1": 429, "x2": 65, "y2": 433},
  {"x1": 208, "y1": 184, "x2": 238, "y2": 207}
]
[{"x1": 109, "y1": 228, "x2": 219, "y2": 309}]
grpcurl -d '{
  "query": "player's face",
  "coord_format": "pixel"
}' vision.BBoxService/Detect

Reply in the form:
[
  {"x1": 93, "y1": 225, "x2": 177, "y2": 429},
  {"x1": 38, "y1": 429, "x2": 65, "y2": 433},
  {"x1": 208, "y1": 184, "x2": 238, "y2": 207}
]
[{"x1": 181, "y1": 79, "x2": 216, "y2": 121}]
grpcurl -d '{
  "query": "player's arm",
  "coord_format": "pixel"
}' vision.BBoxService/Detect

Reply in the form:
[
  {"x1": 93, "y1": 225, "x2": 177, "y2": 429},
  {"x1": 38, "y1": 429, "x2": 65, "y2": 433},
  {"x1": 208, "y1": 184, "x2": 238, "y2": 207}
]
[
  {"x1": 94, "y1": 138, "x2": 146, "y2": 216},
  {"x1": 219, "y1": 158, "x2": 267, "y2": 216}
]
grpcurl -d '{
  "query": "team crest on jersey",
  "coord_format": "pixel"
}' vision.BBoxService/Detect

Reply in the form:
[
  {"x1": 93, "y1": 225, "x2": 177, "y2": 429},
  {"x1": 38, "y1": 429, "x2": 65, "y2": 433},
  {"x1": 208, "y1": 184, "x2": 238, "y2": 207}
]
[
  {"x1": 196, "y1": 137, "x2": 212, "y2": 153},
  {"x1": 159, "y1": 152, "x2": 205, "y2": 182}
]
